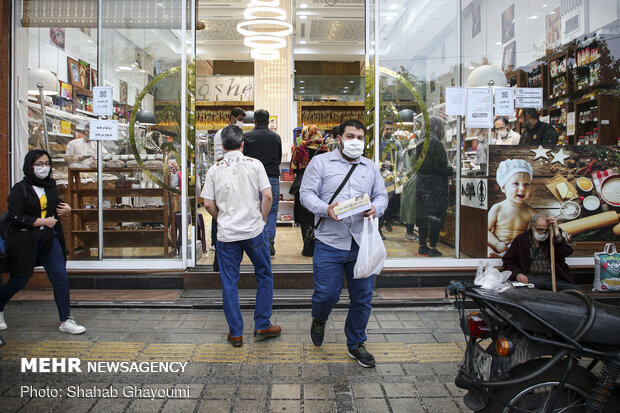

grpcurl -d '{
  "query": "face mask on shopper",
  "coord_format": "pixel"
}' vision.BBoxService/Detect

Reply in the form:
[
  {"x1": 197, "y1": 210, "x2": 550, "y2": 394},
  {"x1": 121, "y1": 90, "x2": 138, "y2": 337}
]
[
  {"x1": 533, "y1": 231, "x2": 549, "y2": 242},
  {"x1": 236, "y1": 121, "x2": 244, "y2": 127},
  {"x1": 341, "y1": 139, "x2": 364, "y2": 159},
  {"x1": 34, "y1": 165, "x2": 51, "y2": 179},
  {"x1": 496, "y1": 130, "x2": 509, "y2": 139}
]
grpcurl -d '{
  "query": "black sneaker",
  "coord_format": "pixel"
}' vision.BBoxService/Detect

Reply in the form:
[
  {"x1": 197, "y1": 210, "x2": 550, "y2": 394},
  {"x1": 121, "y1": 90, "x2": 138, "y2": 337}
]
[
  {"x1": 428, "y1": 248, "x2": 442, "y2": 257},
  {"x1": 269, "y1": 238, "x2": 275, "y2": 256},
  {"x1": 310, "y1": 319, "x2": 325, "y2": 347},
  {"x1": 348, "y1": 343, "x2": 376, "y2": 368},
  {"x1": 418, "y1": 245, "x2": 429, "y2": 256}
]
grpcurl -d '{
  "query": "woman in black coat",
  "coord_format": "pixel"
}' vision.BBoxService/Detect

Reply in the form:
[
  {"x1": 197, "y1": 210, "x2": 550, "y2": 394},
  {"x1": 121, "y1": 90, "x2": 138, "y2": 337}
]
[
  {"x1": 415, "y1": 116, "x2": 453, "y2": 257},
  {"x1": 0, "y1": 149, "x2": 85, "y2": 334}
]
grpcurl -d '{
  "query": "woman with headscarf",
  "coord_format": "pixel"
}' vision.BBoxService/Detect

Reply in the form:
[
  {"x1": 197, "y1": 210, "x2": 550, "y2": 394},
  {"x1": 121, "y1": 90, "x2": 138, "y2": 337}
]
[
  {"x1": 289, "y1": 124, "x2": 329, "y2": 256},
  {"x1": 415, "y1": 116, "x2": 453, "y2": 257},
  {"x1": 0, "y1": 149, "x2": 85, "y2": 334}
]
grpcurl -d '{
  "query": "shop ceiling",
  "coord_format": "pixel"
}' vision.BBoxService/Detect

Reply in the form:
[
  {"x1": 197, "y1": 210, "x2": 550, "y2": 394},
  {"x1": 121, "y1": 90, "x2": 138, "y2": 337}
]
[{"x1": 21, "y1": 0, "x2": 459, "y2": 64}]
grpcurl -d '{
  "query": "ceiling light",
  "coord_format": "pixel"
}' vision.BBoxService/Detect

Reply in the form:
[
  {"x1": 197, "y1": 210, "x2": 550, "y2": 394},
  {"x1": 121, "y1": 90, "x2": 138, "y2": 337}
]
[
  {"x1": 244, "y1": 6, "x2": 287, "y2": 20},
  {"x1": 244, "y1": 35, "x2": 286, "y2": 49},
  {"x1": 237, "y1": 0, "x2": 293, "y2": 61},
  {"x1": 386, "y1": 16, "x2": 394, "y2": 21},
  {"x1": 344, "y1": 86, "x2": 348, "y2": 89},
  {"x1": 299, "y1": 40, "x2": 307, "y2": 44},
  {"x1": 299, "y1": 2, "x2": 308, "y2": 8},
  {"x1": 389, "y1": 4, "x2": 397, "y2": 9},
  {"x1": 117, "y1": 66, "x2": 133, "y2": 71},
  {"x1": 496, "y1": 42, "x2": 502, "y2": 45},
  {"x1": 349, "y1": 80, "x2": 354, "y2": 83},
  {"x1": 299, "y1": 14, "x2": 308, "y2": 20},
  {"x1": 251, "y1": 49, "x2": 280, "y2": 60}
]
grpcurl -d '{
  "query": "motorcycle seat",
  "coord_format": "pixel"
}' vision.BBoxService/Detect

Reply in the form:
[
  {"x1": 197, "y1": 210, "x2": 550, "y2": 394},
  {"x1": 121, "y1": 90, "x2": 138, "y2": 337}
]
[{"x1": 477, "y1": 287, "x2": 620, "y2": 346}]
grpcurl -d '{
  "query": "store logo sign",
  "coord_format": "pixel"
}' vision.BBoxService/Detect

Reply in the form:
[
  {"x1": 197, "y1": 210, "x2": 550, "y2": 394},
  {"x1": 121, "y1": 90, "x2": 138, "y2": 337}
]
[{"x1": 196, "y1": 76, "x2": 253, "y2": 101}]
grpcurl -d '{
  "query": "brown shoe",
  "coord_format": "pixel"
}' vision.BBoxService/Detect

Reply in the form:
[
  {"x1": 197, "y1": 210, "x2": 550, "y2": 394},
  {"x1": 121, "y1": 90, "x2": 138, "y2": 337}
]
[
  {"x1": 227, "y1": 333, "x2": 243, "y2": 347},
  {"x1": 253, "y1": 324, "x2": 281, "y2": 340}
]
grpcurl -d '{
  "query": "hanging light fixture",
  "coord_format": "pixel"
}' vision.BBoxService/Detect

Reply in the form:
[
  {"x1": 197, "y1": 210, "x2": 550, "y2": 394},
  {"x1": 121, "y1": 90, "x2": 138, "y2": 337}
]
[{"x1": 237, "y1": 0, "x2": 293, "y2": 61}]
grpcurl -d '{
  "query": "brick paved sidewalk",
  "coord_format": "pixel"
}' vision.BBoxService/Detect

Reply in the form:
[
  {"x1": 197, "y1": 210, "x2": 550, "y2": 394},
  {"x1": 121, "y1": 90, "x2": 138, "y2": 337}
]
[{"x1": 0, "y1": 302, "x2": 468, "y2": 412}]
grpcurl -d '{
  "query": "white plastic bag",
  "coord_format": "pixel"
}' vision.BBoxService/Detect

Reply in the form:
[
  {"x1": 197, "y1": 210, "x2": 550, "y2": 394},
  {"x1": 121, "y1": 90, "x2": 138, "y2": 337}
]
[
  {"x1": 474, "y1": 261, "x2": 512, "y2": 292},
  {"x1": 354, "y1": 217, "x2": 387, "y2": 279}
]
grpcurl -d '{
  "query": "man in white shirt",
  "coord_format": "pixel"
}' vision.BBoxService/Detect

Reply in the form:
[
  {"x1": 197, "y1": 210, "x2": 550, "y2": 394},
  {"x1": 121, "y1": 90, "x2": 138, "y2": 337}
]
[
  {"x1": 214, "y1": 108, "x2": 246, "y2": 162},
  {"x1": 201, "y1": 125, "x2": 281, "y2": 347},
  {"x1": 64, "y1": 124, "x2": 108, "y2": 168},
  {"x1": 211, "y1": 108, "x2": 246, "y2": 270}
]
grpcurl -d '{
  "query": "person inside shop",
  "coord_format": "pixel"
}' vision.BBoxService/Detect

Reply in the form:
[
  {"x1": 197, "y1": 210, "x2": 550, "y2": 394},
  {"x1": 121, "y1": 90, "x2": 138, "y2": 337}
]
[
  {"x1": 64, "y1": 123, "x2": 109, "y2": 168},
  {"x1": 0, "y1": 149, "x2": 86, "y2": 334},
  {"x1": 493, "y1": 116, "x2": 521, "y2": 145},
  {"x1": 399, "y1": 134, "x2": 418, "y2": 242},
  {"x1": 472, "y1": 128, "x2": 494, "y2": 171},
  {"x1": 214, "y1": 108, "x2": 246, "y2": 162},
  {"x1": 201, "y1": 125, "x2": 281, "y2": 347},
  {"x1": 243, "y1": 109, "x2": 282, "y2": 256},
  {"x1": 300, "y1": 119, "x2": 388, "y2": 368},
  {"x1": 518, "y1": 108, "x2": 559, "y2": 146},
  {"x1": 415, "y1": 116, "x2": 453, "y2": 257},
  {"x1": 211, "y1": 107, "x2": 245, "y2": 270},
  {"x1": 502, "y1": 213, "x2": 577, "y2": 291},
  {"x1": 378, "y1": 120, "x2": 403, "y2": 238},
  {"x1": 289, "y1": 124, "x2": 329, "y2": 257}
]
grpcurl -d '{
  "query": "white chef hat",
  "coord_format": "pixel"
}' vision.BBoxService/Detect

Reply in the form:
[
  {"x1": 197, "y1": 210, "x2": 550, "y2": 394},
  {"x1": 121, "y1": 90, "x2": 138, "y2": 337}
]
[{"x1": 496, "y1": 159, "x2": 533, "y2": 188}]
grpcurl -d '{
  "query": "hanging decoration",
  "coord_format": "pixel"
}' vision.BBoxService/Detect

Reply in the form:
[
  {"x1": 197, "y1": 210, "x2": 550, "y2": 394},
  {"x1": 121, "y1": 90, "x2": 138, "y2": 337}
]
[{"x1": 237, "y1": 0, "x2": 293, "y2": 61}]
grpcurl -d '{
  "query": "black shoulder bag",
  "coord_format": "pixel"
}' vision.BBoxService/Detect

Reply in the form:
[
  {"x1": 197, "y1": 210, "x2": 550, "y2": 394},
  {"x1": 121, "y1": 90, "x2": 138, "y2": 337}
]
[{"x1": 314, "y1": 163, "x2": 358, "y2": 230}]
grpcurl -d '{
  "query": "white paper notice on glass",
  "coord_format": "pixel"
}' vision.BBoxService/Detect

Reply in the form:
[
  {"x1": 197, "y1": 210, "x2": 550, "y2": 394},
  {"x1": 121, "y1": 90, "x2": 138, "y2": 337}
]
[
  {"x1": 567, "y1": 112, "x2": 576, "y2": 136},
  {"x1": 515, "y1": 87, "x2": 543, "y2": 108},
  {"x1": 494, "y1": 87, "x2": 514, "y2": 116},
  {"x1": 445, "y1": 87, "x2": 466, "y2": 116},
  {"x1": 92, "y1": 86, "x2": 114, "y2": 116},
  {"x1": 90, "y1": 119, "x2": 118, "y2": 141},
  {"x1": 466, "y1": 88, "x2": 493, "y2": 128}
]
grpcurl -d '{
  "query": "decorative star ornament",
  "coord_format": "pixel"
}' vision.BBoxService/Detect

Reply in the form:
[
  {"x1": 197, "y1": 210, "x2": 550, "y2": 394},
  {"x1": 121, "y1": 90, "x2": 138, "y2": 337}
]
[
  {"x1": 551, "y1": 148, "x2": 570, "y2": 165},
  {"x1": 530, "y1": 145, "x2": 549, "y2": 160}
]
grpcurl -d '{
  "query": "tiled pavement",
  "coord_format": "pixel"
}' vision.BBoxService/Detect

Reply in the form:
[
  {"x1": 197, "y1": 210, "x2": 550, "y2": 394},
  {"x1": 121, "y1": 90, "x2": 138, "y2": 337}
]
[{"x1": 0, "y1": 301, "x2": 468, "y2": 412}]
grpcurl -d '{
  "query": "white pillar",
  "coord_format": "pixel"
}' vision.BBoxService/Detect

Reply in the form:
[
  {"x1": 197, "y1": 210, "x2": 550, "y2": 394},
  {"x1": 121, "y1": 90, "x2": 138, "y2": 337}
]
[{"x1": 253, "y1": 1, "x2": 293, "y2": 162}]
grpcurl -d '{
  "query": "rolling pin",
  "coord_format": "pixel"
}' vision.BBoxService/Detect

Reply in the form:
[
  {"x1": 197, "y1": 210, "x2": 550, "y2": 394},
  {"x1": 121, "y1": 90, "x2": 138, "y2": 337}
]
[{"x1": 559, "y1": 211, "x2": 620, "y2": 235}]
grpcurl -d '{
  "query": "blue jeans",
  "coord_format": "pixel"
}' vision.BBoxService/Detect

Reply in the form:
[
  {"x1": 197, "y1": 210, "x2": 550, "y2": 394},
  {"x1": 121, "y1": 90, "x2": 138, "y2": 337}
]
[
  {"x1": 311, "y1": 239, "x2": 376, "y2": 350},
  {"x1": 0, "y1": 236, "x2": 70, "y2": 322},
  {"x1": 265, "y1": 177, "x2": 279, "y2": 240},
  {"x1": 217, "y1": 231, "x2": 273, "y2": 337}
]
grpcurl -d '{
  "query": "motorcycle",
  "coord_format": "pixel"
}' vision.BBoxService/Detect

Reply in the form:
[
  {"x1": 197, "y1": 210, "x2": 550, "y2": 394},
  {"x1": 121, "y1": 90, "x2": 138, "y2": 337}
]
[{"x1": 447, "y1": 281, "x2": 620, "y2": 412}]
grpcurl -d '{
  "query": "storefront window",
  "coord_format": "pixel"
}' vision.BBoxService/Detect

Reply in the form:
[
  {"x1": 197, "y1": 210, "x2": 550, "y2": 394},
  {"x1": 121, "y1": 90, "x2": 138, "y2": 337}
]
[
  {"x1": 377, "y1": 1, "x2": 460, "y2": 260},
  {"x1": 15, "y1": 0, "x2": 194, "y2": 263}
]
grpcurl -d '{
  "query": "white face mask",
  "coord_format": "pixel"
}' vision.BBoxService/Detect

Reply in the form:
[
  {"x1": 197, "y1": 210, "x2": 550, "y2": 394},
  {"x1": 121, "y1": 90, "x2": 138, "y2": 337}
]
[
  {"x1": 341, "y1": 139, "x2": 364, "y2": 159},
  {"x1": 497, "y1": 130, "x2": 509, "y2": 139},
  {"x1": 34, "y1": 166, "x2": 51, "y2": 179},
  {"x1": 533, "y1": 231, "x2": 549, "y2": 242},
  {"x1": 236, "y1": 120, "x2": 244, "y2": 127}
]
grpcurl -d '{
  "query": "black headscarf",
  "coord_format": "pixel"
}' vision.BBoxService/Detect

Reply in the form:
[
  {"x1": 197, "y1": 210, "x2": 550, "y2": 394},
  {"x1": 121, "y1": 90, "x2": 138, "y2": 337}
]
[{"x1": 23, "y1": 149, "x2": 55, "y2": 188}]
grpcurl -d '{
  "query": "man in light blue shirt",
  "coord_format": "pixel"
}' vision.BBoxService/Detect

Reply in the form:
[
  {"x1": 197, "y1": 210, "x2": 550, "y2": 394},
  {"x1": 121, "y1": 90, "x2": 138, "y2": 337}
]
[{"x1": 300, "y1": 119, "x2": 388, "y2": 368}]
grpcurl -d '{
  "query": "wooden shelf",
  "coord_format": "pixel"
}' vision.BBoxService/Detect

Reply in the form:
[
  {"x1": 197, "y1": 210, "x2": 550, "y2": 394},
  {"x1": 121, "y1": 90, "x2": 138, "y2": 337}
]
[
  {"x1": 67, "y1": 168, "x2": 175, "y2": 259},
  {"x1": 72, "y1": 230, "x2": 167, "y2": 248}
]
